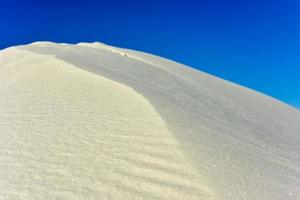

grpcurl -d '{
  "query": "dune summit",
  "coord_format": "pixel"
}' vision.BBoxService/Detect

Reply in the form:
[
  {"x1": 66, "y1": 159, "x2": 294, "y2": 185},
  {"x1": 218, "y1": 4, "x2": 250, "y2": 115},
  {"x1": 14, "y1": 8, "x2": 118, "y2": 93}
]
[{"x1": 0, "y1": 42, "x2": 299, "y2": 200}]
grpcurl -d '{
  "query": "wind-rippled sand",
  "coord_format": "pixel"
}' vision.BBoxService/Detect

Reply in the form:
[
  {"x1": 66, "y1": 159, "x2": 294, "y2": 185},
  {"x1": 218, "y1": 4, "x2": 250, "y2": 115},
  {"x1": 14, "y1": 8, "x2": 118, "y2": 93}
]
[{"x1": 0, "y1": 42, "x2": 299, "y2": 200}]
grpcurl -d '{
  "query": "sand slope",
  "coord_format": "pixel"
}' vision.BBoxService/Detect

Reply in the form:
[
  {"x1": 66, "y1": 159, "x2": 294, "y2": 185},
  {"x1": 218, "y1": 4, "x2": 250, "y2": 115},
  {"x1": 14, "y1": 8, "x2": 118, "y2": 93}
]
[{"x1": 0, "y1": 42, "x2": 299, "y2": 200}]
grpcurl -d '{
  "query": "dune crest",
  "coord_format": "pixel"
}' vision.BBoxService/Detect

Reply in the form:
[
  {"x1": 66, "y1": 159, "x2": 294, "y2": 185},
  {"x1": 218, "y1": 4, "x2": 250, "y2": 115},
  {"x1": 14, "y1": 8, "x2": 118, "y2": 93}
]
[{"x1": 0, "y1": 42, "x2": 299, "y2": 200}]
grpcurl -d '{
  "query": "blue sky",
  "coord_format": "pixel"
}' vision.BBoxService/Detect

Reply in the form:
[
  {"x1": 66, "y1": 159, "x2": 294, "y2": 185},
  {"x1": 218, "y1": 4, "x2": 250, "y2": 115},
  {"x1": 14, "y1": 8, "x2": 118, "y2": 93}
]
[{"x1": 1, "y1": 0, "x2": 299, "y2": 109}]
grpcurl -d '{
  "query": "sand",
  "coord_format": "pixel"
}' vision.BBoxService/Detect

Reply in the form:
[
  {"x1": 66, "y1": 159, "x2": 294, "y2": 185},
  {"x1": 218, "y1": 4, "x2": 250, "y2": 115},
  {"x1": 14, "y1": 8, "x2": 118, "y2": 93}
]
[{"x1": 0, "y1": 42, "x2": 299, "y2": 200}]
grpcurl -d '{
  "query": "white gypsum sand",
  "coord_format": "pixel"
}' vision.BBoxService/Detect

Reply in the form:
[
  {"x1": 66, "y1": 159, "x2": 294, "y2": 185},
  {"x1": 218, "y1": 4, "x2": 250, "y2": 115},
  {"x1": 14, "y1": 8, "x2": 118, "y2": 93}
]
[{"x1": 0, "y1": 42, "x2": 299, "y2": 200}]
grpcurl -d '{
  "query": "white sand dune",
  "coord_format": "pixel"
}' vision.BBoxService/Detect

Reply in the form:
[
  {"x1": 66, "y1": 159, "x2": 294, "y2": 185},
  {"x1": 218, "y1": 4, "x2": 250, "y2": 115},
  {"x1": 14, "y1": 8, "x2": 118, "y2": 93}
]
[{"x1": 0, "y1": 42, "x2": 299, "y2": 200}]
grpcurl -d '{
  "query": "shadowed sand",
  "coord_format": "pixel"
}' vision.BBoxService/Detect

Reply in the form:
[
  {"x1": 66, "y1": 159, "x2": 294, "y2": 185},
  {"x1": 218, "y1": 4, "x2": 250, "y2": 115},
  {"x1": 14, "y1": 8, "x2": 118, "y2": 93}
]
[{"x1": 0, "y1": 42, "x2": 300, "y2": 200}]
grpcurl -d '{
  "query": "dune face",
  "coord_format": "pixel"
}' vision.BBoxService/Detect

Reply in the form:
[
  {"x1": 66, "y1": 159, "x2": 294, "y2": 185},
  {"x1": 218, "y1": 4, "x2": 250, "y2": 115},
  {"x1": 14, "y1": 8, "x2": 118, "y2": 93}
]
[{"x1": 0, "y1": 42, "x2": 299, "y2": 200}]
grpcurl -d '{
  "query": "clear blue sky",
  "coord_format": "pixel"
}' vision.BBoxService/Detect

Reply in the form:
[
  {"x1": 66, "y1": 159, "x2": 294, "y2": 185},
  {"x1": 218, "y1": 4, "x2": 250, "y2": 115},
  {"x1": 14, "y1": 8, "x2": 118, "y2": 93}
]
[{"x1": 1, "y1": 0, "x2": 299, "y2": 109}]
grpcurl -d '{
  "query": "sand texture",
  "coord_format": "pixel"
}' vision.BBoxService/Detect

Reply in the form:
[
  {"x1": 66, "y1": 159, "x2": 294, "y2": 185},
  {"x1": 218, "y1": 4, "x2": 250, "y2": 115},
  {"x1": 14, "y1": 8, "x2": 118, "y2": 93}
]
[{"x1": 0, "y1": 42, "x2": 299, "y2": 200}]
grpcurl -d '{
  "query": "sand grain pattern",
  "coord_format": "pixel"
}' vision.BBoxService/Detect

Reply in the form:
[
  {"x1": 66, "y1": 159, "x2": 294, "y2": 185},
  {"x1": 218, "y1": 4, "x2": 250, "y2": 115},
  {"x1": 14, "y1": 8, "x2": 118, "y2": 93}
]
[{"x1": 0, "y1": 42, "x2": 299, "y2": 200}]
